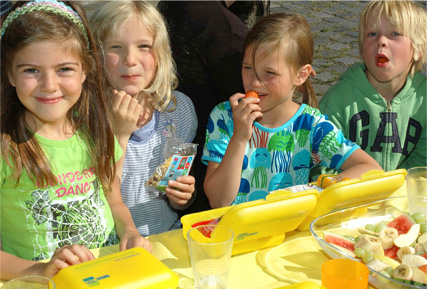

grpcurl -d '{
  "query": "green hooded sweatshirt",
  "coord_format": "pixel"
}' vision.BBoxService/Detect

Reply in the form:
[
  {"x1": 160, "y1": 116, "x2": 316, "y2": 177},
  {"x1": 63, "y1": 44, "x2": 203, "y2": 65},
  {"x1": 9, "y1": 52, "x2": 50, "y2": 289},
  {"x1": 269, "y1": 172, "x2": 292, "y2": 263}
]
[{"x1": 319, "y1": 63, "x2": 426, "y2": 171}]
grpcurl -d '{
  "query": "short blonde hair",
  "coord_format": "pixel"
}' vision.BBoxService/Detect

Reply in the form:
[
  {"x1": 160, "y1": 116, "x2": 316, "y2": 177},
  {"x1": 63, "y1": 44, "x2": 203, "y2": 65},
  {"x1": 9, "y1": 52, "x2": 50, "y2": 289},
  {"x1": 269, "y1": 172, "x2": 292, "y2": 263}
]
[
  {"x1": 89, "y1": 0, "x2": 177, "y2": 111},
  {"x1": 359, "y1": 0, "x2": 427, "y2": 76}
]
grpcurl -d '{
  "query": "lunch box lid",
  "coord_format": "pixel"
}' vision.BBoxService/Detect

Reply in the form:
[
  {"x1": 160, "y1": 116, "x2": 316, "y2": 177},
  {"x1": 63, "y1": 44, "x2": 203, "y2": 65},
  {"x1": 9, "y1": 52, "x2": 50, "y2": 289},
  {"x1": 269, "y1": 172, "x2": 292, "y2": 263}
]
[
  {"x1": 52, "y1": 247, "x2": 179, "y2": 289},
  {"x1": 181, "y1": 189, "x2": 319, "y2": 255},
  {"x1": 297, "y1": 169, "x2": 407, "y2": 231}
]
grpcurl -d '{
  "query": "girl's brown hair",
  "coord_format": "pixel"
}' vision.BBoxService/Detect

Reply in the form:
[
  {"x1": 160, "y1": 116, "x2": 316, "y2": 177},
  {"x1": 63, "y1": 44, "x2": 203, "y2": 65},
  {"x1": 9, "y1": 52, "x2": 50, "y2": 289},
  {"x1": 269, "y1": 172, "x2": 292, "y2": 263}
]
[
  {"x1": 243, "y1": 12, "x2": 318, "y2": 108},
  {"x1": 1, "y1": 1, "x2": 116, "y2": 192}
]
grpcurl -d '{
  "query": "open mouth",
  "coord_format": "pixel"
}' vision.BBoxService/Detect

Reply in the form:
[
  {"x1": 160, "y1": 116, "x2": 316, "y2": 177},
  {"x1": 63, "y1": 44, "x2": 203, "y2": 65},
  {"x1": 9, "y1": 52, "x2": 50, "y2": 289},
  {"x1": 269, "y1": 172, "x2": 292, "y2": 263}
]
[{"x1": 376, "y1": 55, "x2": 389, "y2": 64}]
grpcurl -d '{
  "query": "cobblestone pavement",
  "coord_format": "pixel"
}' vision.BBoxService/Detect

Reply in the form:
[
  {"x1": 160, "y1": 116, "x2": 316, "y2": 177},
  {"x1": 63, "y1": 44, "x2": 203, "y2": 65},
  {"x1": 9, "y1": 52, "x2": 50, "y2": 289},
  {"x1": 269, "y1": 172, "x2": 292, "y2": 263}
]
[{"x1": 270, "y1": 0, "x2": 427, "y2": 103}]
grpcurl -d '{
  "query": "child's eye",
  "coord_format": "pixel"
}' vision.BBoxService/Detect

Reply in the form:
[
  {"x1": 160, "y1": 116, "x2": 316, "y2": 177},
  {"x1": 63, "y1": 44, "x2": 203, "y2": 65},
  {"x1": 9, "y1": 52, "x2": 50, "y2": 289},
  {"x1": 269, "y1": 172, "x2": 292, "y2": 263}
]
[
  {"x1": 266, "y1": 71, "x2": 276, "y2": 75},
  {"x1": 367, "y1": 32, "x2": 377, "y2": 37},
  {"x1": 243, "y1": 66, "x2": 252, "y2": 70},
  {"x1": 23, "y1": 68, "x2": 38, "y2": 74},
  {"x1": 58, "y1": 67, "x2": 74, "y2": 73},
  {"x1": 106, "y1": 44, "x2": 121, "y2": 50},
  {"x1": 138, "y1": 44, "x2": 151, "y2": 50},
  {"x1": 391, "y1": 32, "x2": 401, "y2": 36}
]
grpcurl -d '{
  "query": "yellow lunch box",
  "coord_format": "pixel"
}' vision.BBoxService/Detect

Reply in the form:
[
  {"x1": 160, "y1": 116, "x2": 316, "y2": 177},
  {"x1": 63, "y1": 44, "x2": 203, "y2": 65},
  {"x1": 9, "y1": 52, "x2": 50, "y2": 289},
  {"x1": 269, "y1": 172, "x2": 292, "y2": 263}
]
[
  {"x1": 296, "y1": 169, "x2": 407, "y2": 230},
  {"x1": 52, "y1": 247, "x2": 179, "y2": 289},
  {"x1": 181, "y1": 189, "x2": 319, "y2": 255},
  {"x1": 182, "y1": 169, "x2": 406, "y2": 256}
]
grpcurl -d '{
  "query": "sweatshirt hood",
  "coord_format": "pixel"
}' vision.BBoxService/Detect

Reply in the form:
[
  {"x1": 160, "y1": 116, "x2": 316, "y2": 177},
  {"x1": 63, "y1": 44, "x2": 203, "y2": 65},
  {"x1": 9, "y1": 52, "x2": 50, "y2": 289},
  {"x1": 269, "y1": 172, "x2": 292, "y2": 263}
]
[{"x1": 340, "y1": 62, "x2": 426, "y2": 104}]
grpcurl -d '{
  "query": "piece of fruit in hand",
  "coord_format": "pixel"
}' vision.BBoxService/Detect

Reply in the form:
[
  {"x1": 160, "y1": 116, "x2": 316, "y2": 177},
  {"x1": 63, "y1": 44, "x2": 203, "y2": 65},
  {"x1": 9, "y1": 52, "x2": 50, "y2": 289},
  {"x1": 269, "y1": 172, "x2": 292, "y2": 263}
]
[{"x1": 245, "y1": 90, "x2": 259, "y2": 98}]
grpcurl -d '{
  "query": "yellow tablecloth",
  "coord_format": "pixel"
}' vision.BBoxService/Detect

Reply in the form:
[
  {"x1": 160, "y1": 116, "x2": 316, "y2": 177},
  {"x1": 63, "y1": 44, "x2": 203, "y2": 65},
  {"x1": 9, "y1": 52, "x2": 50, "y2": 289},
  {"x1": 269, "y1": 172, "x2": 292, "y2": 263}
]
[
  {"x1": 70, "y1": 228, "x2": 376, "y2": 289},
  {"x1": 0, "y1": 229, "x2": 374, "y2": 289}
]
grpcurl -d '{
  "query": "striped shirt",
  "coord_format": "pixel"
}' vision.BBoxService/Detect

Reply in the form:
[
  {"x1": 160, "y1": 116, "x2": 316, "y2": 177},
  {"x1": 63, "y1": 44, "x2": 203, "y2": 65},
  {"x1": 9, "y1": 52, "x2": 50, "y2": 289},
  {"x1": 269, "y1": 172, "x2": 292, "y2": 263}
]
[{"x1": 120, "y1": 91, "x2": 197, "y2": 236}]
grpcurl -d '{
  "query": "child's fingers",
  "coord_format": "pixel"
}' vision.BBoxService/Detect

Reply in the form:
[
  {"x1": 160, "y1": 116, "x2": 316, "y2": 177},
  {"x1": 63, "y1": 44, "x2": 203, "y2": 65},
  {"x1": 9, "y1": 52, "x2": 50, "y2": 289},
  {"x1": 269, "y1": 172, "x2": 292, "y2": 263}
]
[
  {"x1": 52, "y1": 245, "x2": 95, "y2": 266},
  {"x1": 229, "y1": 93, "x2": 246, "y2": 108},
  {"x1": 175, "y1": 175, "x2": 195, "y2": 185},
  {"x1": 165, "y1": 184, "x2": 194, "y2": 205},
  {"x1": 112, "y1": 91, "x2": 141, "y2": 120}
]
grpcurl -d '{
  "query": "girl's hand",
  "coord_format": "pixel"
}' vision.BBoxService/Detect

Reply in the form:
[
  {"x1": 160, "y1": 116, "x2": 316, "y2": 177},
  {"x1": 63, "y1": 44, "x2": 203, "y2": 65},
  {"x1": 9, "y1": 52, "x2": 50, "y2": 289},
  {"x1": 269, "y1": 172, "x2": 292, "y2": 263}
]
[
  {"x1": 110, "y1": 90, "x2": 142, "y2": 138},
  {"x1": 165, "y1": 175, "x2": 195, "y2": 206},
  {"x1": 42, "y1": 245, "x2": 95, "y2": 278},
  {"x1": 229, "y1": 93, "x2": 262, "y2": 142},
  {"x1": 119, "y1": 230, "x2": 152, "y2": 253}
]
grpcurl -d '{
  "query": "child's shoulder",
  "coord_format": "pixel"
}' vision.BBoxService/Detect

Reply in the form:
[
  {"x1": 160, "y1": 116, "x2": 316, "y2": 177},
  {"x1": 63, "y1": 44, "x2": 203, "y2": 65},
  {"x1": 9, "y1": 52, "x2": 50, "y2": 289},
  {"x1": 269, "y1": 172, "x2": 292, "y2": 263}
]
[
  {"x1": 170, "y1": 90, "x2": 195, "y2": 110},
  {"x1": 300, "y1": 104, "x2": 323, "y2": 117}
]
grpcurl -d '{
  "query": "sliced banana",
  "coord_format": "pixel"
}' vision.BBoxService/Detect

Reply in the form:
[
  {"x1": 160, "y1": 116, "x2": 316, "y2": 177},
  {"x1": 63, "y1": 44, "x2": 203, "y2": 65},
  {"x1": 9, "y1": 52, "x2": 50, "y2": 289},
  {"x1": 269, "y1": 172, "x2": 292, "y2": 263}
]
[
  {"x1": 394, "y1": 264, "x2": 413, "y2": 280},
  {"x1": 379, "y1": 227, "x2": 399, "y2": 249},
  {"x1": 355, "y1": 235, "x2": 382, "y2": 252},
  {"x1": 413, "y1": 243, "x2": 424, "y2": 253},
  {"x1": 397, "y1": 246, "x2": 415, "y2": 261},
  {"x1": 365, "y1": 258, "x2": 389, "y2": 272},
  {"x1": 402, "y1": 254, "x2": 427, "y2": 267}
]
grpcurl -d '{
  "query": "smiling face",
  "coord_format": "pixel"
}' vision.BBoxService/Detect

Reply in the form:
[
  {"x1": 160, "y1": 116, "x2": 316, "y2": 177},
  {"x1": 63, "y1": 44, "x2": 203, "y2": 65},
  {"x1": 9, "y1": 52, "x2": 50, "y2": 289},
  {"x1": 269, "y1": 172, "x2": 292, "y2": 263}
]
[
  {"x1": 103, "y1": 17, "x2": 156, "y2": 97},
  {"x1": 8, "y1": 40, "x2": 86, "y2": 134},
  {"x1": 362, "y1": 15, "x2": 414, "y2": 89}
]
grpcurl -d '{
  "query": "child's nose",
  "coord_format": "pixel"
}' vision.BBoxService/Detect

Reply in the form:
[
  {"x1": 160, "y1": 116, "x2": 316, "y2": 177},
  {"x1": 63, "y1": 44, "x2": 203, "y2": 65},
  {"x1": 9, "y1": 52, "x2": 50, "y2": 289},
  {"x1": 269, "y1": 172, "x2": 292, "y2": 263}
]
[
  {"x1": 40, "y1": 72, "x2": 58, "y2": 92},
  {"x1": 123, "y1": 48, "x2": 137, "y2": 67},
  {"x1": 377, "y1": 35, "x2": 387, "y2": 48},
  {"x1": 250, "y1": 74, "x2": 262, "y2": 88}
]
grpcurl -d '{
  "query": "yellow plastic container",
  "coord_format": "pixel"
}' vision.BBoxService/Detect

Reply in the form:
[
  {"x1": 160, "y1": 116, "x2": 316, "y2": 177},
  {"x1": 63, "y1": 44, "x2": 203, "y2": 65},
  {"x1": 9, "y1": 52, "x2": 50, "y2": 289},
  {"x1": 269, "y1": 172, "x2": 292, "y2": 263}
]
[
  {"x1": 52, "y1": 247, "x2": 178, "y2": 289},
  {"x1": 181, "y1": 190, "x2": 319, "y2": 255},
  {"x1": 296, "y1": 169, "x2": 407, "y2": 231}
]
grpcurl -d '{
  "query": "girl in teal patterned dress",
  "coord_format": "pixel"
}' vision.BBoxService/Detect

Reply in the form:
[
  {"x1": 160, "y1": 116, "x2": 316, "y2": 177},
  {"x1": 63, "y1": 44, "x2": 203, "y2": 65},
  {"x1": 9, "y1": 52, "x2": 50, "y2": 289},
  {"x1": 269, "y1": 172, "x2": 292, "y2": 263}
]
[{"x1": 202, "y1": 13, "x2": 382, "y2": 208}]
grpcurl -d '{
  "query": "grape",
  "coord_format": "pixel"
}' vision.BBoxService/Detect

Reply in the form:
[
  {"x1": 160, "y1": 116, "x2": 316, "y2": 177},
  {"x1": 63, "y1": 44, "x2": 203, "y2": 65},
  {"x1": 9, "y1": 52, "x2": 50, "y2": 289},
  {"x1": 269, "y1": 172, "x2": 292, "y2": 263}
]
[
  {"x1": 375, "y1": 222, "x2": 387, "y2": 233},
  {"x1": 420, "y1": 224, "x2": 427, "y2": 234},
  {"x1": 365, "y1": 224, "x2": 376, "y2": 231},
  {"x1": 362, "y1": 253, "x2": 373, "y2": 264},
  {"x1": 354, "y1": 248, "x2": 365, "y2": 258},
  {"x1": 412, "y1": 212, "x2": 426, "y2": 224}
]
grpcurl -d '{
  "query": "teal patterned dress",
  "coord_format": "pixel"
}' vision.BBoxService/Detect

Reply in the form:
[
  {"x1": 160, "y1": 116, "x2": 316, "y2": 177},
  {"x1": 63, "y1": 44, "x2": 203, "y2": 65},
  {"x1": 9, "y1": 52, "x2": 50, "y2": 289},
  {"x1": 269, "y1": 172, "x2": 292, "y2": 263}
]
[{"x1": 202, "y1": 103, "x2": 359, "y2": 205}]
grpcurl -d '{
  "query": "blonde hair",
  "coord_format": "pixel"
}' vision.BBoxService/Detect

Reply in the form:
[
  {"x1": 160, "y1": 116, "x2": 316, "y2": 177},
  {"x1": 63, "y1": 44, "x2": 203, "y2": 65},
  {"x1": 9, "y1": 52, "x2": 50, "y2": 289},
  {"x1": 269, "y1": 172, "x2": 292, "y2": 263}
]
[
  {"x1": 89, "y1": 0, "x2": 177, "y2": 112},
  {"x1": 244, "y1": 12, "x2": 318, "y2": 108},
  {"x1": 359, "y1": 0, "x2": 427, "y2": 76}
]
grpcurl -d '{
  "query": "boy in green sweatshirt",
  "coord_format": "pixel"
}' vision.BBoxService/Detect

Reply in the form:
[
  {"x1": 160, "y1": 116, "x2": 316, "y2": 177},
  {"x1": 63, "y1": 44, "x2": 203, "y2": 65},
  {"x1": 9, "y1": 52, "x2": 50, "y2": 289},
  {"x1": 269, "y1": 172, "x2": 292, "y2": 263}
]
[{"x1": 319, "y1": 0, "x2": 427, "y2": 172}]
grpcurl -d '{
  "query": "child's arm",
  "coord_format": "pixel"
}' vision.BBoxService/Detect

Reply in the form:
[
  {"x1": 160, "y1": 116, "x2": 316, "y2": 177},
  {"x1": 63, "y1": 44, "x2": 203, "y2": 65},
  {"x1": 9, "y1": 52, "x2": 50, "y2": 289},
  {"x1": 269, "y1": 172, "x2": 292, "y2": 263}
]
[
  {"x1": 106, "y1": 176, "x2": 152, "y2": 252},
  {"x1": 1, "y1": 245, "x2": 94, "y2": 280},
  {"x1": 204, "y1": 93, "x2": 262, "y2": 208},
  {"x1": 165, "y1": 175, "x2": 196, "y2": 210},
  {"x1": 110, "y1": 90, "x2": 142, "y2": 179},
  {"x1": 338, "y1": 148, "x2": 383, "y2": 178}
]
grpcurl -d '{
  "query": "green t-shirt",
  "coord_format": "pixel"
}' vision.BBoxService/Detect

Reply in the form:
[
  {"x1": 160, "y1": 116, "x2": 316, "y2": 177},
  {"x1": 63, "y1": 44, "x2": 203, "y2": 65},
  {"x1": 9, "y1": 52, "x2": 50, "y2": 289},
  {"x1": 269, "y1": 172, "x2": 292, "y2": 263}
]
[{"x1": 1, "y1": 131, "x2": 122, "y2": 261}]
